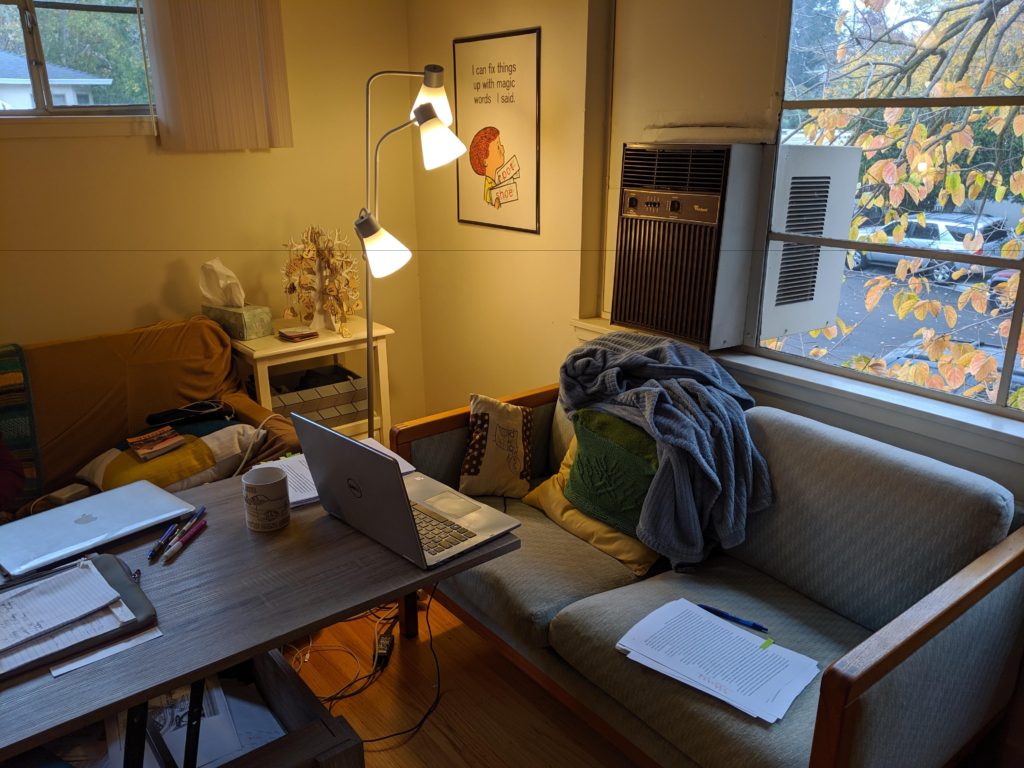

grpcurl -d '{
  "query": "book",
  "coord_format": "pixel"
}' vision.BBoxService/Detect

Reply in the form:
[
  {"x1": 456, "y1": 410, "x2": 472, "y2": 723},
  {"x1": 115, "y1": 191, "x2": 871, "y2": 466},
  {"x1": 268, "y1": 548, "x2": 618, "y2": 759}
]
[
  {"x1": 278, "y1": 327, "x2": 319, "y2": 342},
  {"x1": 126, "y1": 425, "x2": 186, "y2": 462}
]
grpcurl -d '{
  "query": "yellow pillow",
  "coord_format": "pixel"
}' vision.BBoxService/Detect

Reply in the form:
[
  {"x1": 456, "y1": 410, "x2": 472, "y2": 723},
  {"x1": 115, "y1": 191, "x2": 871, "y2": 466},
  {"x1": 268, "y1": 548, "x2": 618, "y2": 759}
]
[{"x1": 523, "y1": 437, "x2": 659, "y2": 577}]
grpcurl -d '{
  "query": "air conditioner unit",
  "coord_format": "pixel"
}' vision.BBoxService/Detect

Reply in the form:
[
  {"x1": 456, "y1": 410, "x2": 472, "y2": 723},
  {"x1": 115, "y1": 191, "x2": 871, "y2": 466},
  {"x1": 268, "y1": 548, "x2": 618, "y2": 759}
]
[
  {"x1": 760, "y1": 145, "x2": 862, "y2": 339},
  {"x1": 609, "y1": 143, "x2": 861, "y2": 348}
]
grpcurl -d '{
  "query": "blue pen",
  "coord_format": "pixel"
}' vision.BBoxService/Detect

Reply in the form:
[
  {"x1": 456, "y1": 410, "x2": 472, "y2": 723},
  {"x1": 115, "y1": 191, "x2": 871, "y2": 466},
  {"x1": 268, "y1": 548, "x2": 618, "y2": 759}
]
[
  {"x1": 148, "y1": 523, "x2": 179, "y2": 561},
  {"x1": 697, "y1": 604, "x2": 769, "y2": 633}
]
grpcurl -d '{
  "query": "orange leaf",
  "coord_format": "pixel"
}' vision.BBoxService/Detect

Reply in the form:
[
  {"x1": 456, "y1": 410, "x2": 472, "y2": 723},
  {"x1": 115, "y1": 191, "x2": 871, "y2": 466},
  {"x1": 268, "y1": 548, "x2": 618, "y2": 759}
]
[
  {"x1": 809, "y1": 347, "x2": 828, "y2": 358},
  {"x1": 865, "y1": 283, "x2": 887, "y2": 312},
  {"x1": 882, "y1": 161, "x2": 899, "y2": 185},
  {"x1": 944, "y1": 305, "x2": 957, "y2": 328},
  {"x1": 1002, "y1": 239, "x2": 1022, "y2": 260},
  {"x1": 938, "y1": 358, "x2": 966, "y2": 389},
  {"x1": 1015, "y1": 115, "x2": 1024, "y2": 137},
  {"x1": 893, "y1": 291, "x2": 919, "y2": 320},
  {"x1": 822, "y1": 325, "x2": 839, "y2": 341}
]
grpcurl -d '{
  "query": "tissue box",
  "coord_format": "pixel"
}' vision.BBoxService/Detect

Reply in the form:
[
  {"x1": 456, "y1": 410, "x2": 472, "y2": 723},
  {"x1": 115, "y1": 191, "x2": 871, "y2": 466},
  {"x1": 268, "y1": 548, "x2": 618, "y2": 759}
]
[{"x1": 201, "y1": 304, "x2": 273, "y2": 340}]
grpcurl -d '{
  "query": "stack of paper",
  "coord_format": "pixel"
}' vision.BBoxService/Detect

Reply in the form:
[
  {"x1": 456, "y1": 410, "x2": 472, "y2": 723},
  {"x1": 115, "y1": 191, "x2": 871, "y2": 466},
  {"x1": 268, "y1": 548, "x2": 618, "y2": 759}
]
[
  {"x1": 0, "y1": 560, "x2": 135, "y2": 677},
  {"x1": 616, "y1": 598, "x2": 819, "y2": 722}
]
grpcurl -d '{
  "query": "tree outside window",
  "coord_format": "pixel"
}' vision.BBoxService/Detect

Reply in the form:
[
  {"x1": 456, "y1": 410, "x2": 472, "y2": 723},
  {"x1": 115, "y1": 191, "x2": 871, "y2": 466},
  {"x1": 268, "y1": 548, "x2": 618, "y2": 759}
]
[
  {"x1": 0, "y1": 0, "x2": 149, "y2": 114},
  {"x1": 763, "y1": 0, "x2": 1024, "y2": 412}
]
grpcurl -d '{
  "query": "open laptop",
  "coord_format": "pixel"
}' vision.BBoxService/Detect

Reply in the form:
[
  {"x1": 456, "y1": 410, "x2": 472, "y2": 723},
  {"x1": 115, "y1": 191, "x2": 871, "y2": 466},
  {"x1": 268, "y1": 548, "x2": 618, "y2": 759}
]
[
  {"x1": 0, "y1": 480, "x2": 194, "y2": 579},
  {"x1": 292, "y1": 413, "x2": 520, "y2": 569}
]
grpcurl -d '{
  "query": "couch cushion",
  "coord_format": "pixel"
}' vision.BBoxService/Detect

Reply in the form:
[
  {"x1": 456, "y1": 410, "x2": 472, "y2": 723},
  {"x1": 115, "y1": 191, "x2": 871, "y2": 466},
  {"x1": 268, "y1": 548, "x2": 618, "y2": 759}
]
[
  {"x1": 459, "y1": 394, "x2": 532, "y2": 498},
  {"x1": 732, "y1": 406, "x2": 1014, "y2": 631},
  {"x1": 564, "y1": 408, "x2": 658, "y2": 536},
  {"x1": 548, "y1": 556, "x2": 871, "y2": 768},
  {"x1": 440, "y1": 499, "x2": 639, "y2": 648},
  {"x1": 523, "y1": 437, "x2": 660, "y2": 576}
]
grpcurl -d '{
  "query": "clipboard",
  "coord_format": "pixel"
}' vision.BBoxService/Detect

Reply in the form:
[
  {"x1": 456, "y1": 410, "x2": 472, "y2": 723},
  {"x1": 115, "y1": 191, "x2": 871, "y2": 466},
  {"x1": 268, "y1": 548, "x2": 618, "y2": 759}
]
[{"x1": 0, "y1": 554, "x2": 156, "y2": 682}]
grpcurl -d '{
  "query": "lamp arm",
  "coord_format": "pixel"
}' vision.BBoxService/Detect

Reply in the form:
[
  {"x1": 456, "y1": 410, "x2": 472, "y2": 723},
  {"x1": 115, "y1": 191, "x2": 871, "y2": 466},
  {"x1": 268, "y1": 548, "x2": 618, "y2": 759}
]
[
  {"x1": 372, "y1": 117, "x2": 416, "y2": 221},
  {"x1": 364, "y1": 69, "x2": 431, "y2": 211}
]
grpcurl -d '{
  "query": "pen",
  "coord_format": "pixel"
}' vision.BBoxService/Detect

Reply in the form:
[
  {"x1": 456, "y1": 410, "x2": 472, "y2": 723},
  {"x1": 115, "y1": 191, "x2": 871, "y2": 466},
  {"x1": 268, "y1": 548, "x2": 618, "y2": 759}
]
[
  {"x1": 166, "y1": 506, "x2": 206, "y2": 548},
  {"x1": 697, "y1": 603, "x2": 769, "y2": 633},
  {"x1": 147, "y1": 523, "x2": 179, "y2": 561},
  {"x1": 162, "y1": 519, "x2": 207, "y2": 562}
]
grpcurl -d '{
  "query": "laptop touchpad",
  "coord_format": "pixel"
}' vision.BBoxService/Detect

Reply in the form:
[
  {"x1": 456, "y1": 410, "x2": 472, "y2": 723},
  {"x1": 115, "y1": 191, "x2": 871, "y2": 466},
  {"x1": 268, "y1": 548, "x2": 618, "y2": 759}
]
[{"x1": 426, "y1": 491, "x2": 479, "y2": 517}]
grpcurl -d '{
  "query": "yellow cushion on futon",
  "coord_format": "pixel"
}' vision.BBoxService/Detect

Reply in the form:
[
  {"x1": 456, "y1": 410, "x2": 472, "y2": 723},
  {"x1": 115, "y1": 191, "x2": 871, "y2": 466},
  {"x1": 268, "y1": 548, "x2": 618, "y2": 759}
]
[{"x1": 523, "y1": 437, "x2": 659, "y2": 577}]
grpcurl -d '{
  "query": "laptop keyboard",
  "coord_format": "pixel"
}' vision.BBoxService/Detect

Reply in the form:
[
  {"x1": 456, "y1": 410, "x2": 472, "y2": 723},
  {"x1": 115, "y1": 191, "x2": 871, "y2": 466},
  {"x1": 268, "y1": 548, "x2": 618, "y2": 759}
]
[{"x1": 412, "y1": 503, "x2": 477, "y2": 556}]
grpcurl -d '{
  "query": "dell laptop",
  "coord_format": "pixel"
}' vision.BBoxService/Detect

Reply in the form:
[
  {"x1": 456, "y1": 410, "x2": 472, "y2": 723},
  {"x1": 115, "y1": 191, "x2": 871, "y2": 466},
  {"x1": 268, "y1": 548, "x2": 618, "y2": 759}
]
[{"x1": 292, "y1": 413, "x2": 520, "y2": 568}]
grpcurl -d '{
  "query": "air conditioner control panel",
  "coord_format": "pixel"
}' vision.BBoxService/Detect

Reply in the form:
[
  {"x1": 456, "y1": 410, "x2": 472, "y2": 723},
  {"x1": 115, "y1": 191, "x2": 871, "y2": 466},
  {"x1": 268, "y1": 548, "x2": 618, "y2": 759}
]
[{"x1": 620, "y1": 188, "x2": 720, "y2": 224}]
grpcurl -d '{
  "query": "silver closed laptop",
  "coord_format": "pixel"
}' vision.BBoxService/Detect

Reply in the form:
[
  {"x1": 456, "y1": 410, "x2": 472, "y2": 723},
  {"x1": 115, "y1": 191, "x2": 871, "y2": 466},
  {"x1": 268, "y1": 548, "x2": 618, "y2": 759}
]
[{"x1": 292, "y1": 414, "x2": 520, "y2": 569}]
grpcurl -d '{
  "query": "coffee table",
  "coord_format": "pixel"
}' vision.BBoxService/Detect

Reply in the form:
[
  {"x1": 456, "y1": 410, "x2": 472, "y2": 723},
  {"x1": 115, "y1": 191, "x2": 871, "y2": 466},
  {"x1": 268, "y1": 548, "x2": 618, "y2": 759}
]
[{"x1": 0, "y1": 476, "x2": 519, "y2": 766}]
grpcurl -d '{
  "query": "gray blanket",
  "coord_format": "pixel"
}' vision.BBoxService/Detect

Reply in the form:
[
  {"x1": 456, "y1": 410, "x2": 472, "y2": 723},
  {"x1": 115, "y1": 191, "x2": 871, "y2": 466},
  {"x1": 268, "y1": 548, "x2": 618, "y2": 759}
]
[{"x1": 559, "y1": 332, "x2": 772, "y2": 566}]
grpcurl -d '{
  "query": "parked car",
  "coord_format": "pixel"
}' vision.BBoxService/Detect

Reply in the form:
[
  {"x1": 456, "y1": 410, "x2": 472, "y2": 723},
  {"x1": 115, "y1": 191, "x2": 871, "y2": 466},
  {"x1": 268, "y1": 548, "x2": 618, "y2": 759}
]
[
  {"x1": 881, "y1": 339, "x2": 1024, "y2": 399},
  {"x1": 852, "y1": 216, "x2": 999, "y2": 281},
  {"x1": 987, "y1": 269, "x2": 1018, "y2": 313},
  {"x1": 927, "y1": 212, "x2": 1009, "y2": 249}
]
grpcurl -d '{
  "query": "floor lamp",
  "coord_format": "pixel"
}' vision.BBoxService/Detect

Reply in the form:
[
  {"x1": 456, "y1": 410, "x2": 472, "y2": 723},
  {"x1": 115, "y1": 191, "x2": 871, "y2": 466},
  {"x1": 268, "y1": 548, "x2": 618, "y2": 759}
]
[{"x1": 354, "y1": 65, "x2": 466, "y2": 438}]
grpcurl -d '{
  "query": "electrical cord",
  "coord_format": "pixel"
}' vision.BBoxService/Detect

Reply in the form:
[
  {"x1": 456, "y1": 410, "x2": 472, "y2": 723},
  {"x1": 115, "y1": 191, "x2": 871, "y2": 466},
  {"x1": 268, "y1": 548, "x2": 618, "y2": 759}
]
[
  {"x1": 363, "y1": 585, "x2": 442, "y2": 745},
  {"x1": 231, "y1": 412, "x2": 289, "y2": 477},
  {"x1": 319, "y1": 603, "x2": 400, "y2": 711}
]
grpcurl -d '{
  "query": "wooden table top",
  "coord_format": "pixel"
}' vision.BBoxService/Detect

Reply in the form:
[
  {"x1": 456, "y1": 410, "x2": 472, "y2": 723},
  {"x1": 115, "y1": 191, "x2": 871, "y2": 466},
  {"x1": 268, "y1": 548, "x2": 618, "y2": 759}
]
[{"x1": 0, "y1": 476, "x2": 519, "y2": 760}]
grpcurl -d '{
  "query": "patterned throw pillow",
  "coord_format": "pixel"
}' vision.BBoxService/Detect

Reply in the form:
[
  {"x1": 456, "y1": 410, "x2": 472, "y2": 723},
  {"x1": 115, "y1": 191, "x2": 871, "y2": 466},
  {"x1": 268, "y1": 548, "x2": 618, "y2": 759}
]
[
  {"x1": 524, "y1": 437, "x2": 660, "y2": 576},
  {"x1": 459, "y1": 393, "x2": 532, "y2": 498},
  {"x1": 564, "y1": 408, "x2": 658, "y2": 536}
]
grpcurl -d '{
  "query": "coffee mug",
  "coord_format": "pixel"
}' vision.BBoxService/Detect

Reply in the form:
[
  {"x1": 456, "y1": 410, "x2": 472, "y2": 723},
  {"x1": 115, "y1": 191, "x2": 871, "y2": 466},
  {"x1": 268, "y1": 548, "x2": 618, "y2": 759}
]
[{"x1": 242, "y1": 465, "x2": 290, "y2": 532}]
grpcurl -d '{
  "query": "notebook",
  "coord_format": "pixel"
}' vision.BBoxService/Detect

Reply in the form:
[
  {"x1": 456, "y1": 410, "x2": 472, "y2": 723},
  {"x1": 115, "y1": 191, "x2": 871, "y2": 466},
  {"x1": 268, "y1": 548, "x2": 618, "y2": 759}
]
[
  {"x1": 0, "y1": 480, "x2": 194, "y2": 578},
  {"x1": 292, "y1": 413, "x2": 520, "y2": 569}
]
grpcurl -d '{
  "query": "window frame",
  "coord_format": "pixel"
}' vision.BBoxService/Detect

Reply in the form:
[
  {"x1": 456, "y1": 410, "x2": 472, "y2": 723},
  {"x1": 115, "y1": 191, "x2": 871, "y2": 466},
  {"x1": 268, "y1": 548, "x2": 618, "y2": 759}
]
[
  {"x1": 0, "y1": 0, "x2": 151, "y2": 117},
  {"x1": 756, "y1": 3, "x2": 1024, "y2": 417}
]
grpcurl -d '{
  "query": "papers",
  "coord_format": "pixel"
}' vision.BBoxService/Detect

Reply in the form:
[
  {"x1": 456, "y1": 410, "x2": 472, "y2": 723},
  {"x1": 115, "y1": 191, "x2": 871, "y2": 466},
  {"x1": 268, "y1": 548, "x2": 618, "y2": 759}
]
[
  {"x1": 617, "y1": 598, "x2": 818, "y2": 722},
  {"x1": 0, "y1": 559, "x2": 119, "y2": 651},
  {"x1": 262, "y1": 440, "x2": 416, "y2": 507},
  {"x1": 106, "y1": 676, "x2": 242, "y2": 768},
  {"x1": 360, "y1": 437, "x2": 416, "y2": 475},
  {"x1": 260, "y1": 454, "x2": 319, "y2": 506},
  {"x1": 51, "y1": 625, "x2": 163, "y2": 677},
  {"x1": 0, "y1": 560, "x2": 138, "y2": 677}
]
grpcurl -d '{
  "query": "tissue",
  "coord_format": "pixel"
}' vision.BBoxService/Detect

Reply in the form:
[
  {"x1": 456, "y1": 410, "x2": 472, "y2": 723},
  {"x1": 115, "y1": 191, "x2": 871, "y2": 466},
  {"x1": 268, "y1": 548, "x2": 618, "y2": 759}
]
[
  {"x1": 199, "y1": 258, "x2": 273, "y2": 340},
  {"x1": 200, "y1": 257, "x2": 246, "y2": 307}
]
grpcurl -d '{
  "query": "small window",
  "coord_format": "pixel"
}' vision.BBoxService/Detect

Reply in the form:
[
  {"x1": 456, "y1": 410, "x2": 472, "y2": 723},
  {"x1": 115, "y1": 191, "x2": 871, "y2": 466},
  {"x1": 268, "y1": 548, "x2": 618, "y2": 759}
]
[{"x1": 0, "y1": 0, "x2": 150, "y2": 116}]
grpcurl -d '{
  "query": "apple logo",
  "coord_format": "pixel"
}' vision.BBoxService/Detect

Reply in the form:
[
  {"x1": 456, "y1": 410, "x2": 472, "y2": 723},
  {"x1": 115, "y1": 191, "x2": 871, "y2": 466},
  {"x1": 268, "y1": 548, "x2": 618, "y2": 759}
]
[{"x1": 74, "y1": 513, "x2": 97, "y2": 525}]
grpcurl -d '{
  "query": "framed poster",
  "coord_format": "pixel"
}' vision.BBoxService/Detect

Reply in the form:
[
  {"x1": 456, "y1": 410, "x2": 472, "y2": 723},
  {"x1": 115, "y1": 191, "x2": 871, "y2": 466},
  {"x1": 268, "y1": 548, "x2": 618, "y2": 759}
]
[{"x1": 453, "y1": 28, "x2": 540, "y2": 233}]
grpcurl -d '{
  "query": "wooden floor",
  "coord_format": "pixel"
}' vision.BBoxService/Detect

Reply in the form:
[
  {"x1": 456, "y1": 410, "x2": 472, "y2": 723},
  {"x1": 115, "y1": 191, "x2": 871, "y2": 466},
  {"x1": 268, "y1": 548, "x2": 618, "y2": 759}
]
[{"x1": 295, "y1": 596, "x2": 641, "y2": 768}]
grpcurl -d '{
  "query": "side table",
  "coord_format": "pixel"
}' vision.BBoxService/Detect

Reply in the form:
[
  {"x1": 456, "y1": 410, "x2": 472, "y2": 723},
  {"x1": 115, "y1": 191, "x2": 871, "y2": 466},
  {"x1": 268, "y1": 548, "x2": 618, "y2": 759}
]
[{"x1": 231, "y1": 318, "x2": 395, "y2": 440}]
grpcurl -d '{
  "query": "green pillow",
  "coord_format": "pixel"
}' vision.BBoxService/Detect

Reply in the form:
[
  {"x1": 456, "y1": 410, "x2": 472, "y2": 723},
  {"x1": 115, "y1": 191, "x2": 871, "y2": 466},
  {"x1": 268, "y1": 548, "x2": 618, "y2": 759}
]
[{"x1": 564, "y1": 409, "x2": 658, "y2": 536}]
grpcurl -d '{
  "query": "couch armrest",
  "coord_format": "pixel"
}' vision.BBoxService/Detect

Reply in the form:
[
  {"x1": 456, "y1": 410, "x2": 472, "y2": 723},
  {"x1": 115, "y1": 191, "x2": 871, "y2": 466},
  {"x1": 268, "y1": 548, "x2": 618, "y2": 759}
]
[
  {"x1": 221, "y1": 392, "x2": 300, "y2": 467},
  {"x1": 390, "y1": 384, "x2": 560, "y2": 487},
  {"x1": 810, "y1": 527, "x2": 1024, "y2": 767}
]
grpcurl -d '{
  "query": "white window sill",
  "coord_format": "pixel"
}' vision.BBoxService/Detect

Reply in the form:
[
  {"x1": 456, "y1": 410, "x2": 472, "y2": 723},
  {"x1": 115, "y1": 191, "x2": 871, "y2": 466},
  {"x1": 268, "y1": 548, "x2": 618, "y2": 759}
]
[{"x1": 0, "y1": 115, "x2": 156, "y2": 139}]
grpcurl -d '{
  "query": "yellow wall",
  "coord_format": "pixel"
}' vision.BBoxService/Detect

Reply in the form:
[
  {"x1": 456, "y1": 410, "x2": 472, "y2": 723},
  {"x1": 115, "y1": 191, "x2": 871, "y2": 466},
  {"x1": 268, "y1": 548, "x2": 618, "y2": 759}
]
[
  {"x1": 601, "y1": 0, "x2": 790, "y2": 314},
  {"x1": 0, "y1": 0, "x2": 792, "y2": 422},
  {"x1": 0, "y1": 0, "x2": 428, "y2": 423},
  {"x1": 407, "y1": 0, "x2": 613, "y2": 412}
]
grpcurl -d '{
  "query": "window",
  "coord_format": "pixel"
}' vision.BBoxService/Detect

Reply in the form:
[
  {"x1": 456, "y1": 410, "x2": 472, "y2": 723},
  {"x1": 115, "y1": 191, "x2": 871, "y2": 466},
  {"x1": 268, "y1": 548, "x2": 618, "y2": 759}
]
[
  {"x1": 761, "y1": 0, "x2": 1024, "y2": 414},
  {"x1": 0, "y1": 0, "x2": 149, "y2": 115}
]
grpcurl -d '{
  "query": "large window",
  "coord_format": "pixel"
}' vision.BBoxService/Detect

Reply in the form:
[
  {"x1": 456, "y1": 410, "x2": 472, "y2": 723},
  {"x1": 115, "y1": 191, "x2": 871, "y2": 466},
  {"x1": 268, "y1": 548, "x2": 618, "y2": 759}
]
[
  {"x1": 0, "y1": 0, "x2": 149, "y2": 115},
  {"x1": 762, "y1": 0, "x2": 1024, "y2": 413}
]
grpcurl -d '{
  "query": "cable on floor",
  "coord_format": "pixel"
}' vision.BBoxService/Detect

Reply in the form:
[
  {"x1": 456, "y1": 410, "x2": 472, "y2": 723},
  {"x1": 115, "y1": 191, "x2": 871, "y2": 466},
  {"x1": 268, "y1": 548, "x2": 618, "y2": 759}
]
[{"x1": 363, "y1": 584, "x2": 442, "y2": 746}]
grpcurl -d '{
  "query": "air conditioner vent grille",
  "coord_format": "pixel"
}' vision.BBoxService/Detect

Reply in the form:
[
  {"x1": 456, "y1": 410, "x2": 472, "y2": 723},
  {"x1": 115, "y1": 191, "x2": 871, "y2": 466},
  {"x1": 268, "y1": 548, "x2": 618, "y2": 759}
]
[
  {"x1": 775, "y1": 243, "x2": 821, "y2": 306},
  {"x1": 622, "y1": 146, "x2": 728, "y2": 193},
  {"x1": 774, "y1": 175, "x2": 831, "y2": 307},
  {"x1": 784, "y1": 176, "x2": 830, "y2": 235}
]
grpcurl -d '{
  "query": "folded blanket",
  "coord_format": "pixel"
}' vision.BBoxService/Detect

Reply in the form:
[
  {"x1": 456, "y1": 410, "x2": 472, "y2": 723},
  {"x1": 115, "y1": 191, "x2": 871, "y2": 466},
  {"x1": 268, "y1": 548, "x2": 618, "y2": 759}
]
[{"x1": 559, "y1": 332, "x2": 772, "y2": 565}]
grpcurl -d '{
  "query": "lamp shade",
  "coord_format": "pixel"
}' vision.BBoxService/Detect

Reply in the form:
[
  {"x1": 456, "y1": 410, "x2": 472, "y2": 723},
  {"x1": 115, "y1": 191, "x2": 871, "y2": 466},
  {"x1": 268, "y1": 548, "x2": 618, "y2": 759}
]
[
  {"x1": 410, "y1": 83, "x2": 454, "y2": 127},
  {"x1": 355, "y1": 210, "x2": 412, "y2": 278},
  {"x1": 417, "y1": 112, "x2": 467, "y2": 170}
]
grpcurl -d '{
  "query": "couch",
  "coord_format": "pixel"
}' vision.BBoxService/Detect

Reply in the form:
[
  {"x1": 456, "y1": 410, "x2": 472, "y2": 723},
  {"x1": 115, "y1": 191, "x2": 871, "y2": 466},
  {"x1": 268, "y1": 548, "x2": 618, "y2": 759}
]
[
  {"x1": 1, "y1": 316, "x2": 299, "y2": 520},
  {"x1": 391, "y1": 382, "x2": 1024, "y2": 767}
]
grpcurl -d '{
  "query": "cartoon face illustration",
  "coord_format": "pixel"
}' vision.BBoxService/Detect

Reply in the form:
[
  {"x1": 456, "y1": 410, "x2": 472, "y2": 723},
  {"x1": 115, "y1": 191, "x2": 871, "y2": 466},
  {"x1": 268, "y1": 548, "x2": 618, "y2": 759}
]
[{"x1": 470, "y1": 126, "x2": 503, "y2": 180}]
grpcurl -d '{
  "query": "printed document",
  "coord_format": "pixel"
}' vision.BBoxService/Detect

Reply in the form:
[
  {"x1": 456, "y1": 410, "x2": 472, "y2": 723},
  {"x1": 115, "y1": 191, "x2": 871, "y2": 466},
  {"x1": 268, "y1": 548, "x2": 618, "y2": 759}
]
[{"x1": 616, "y1": 598, "x2": 818, "y2": 722}]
